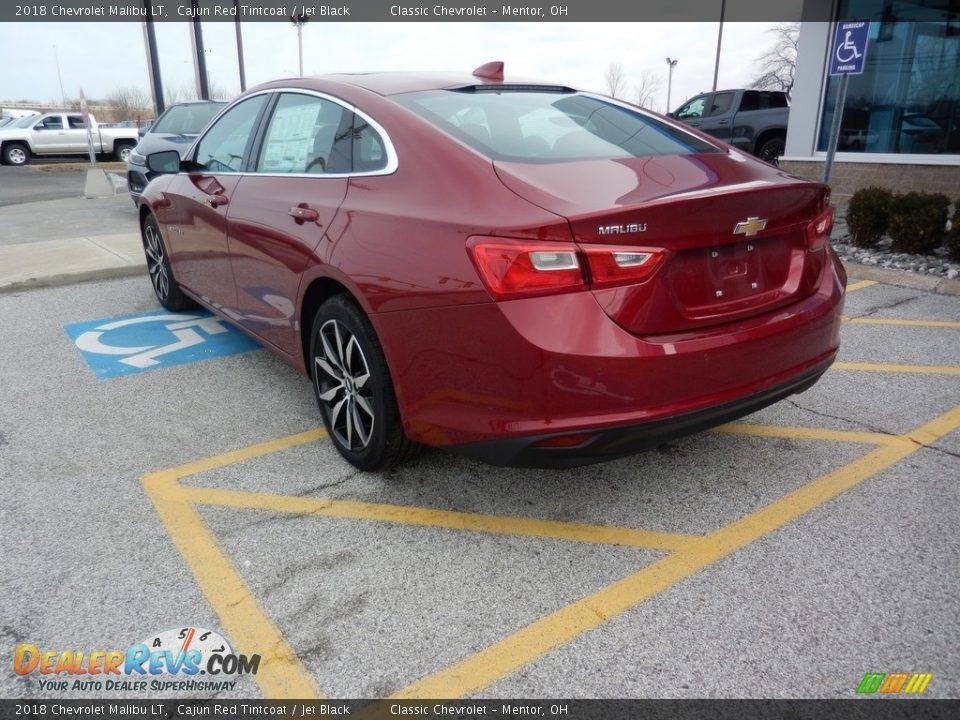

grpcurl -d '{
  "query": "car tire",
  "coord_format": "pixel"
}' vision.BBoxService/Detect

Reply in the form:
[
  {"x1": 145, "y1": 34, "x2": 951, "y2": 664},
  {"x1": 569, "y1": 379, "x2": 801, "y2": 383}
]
[
  {"x1": 2, "y1": 143, "x2": 30, "y2": 166},
  {"x1": 757, "y1": 137, "x2": 785, "y2": 165},
  {"x1": 115, "y1": 143, "x2": 134, "y2": 162},
  {"x1": 141, "y1": 213, "x2": 196, "y2": 311},
  {"x1": 310, "y1": 295, "x2": 420, "y2": 471}
]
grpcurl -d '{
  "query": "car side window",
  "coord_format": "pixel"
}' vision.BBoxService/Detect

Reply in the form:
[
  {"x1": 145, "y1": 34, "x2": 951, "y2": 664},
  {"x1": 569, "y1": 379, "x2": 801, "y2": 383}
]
[
  {"x1": 352, "y1": 116, "x2": 387, "y2": 172},
  {"x1": 257, "y1": 93, "x2": 351, "y2": 175},
  {"x1": 708, "y1": 92, "x2": 734, "y2": 117},
  {"x1": 67, "y1": 116, "x2": 87, "y2": 129},
  {"x1": 38, "y1": 116, "x2": 64, "y2": 130},
  {"x1": 676, "y1": 96, "x2": 707, "y2": 119},
  {"x1": 194, "y1": 95, "x2": 267, "y2": 173}
]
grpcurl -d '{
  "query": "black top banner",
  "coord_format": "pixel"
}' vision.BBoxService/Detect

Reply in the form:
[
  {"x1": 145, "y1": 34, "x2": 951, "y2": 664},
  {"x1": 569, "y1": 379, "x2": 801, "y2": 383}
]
[
  {"x1": 2, "y1": 699, "x2": 959, "y2": 720},
  {"x1": 0, "y1": 0, "x2": 897, "y2": 24}
]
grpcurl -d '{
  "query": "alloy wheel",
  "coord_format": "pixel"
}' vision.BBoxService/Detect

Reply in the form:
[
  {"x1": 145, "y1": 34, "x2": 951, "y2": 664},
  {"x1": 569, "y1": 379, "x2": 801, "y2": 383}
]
[
  {"x1": 143, "y1": 224, "x2": 169, "y2": 301},
  {"x1": 314, "y1": 319, "x2": 375, "y2": 451},
  {"x1": 7, "y1": 147, "x2": 27, "y2": 165}
]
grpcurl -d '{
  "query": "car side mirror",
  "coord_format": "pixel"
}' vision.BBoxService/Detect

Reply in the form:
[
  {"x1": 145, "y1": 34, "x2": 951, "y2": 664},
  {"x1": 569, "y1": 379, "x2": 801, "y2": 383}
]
[
  {"x1": 138, "y1": 127, "x2": 147, "y2": 138},
  {"x1": 147, "y1": 149, "x2": 181, "y2": 174}
]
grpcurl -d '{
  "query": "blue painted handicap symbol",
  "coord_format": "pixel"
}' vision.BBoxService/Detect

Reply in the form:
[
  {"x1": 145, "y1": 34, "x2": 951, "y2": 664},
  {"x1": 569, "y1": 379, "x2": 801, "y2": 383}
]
[{"x1": 65, "y1": 310, "x2": 261, "y2": 379}]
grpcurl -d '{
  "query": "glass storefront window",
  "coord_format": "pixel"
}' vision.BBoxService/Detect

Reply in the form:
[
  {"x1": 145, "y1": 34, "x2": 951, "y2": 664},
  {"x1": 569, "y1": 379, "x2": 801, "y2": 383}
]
[{"x1": 818, "y1": 0, "x2": 960, "y2": 155}]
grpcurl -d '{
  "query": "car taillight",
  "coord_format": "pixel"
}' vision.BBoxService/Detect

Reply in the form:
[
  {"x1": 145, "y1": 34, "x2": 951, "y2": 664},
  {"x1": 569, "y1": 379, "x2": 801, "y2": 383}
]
[
  {"x1": 806, "y1": 206, "x2": 835, "y2": 252},
  {"x1": 581, "y1": 244, "x2": 666, "y2": 289},
  {"x1": 466, "y1": 237, "x2": 586, "y2": 300}
]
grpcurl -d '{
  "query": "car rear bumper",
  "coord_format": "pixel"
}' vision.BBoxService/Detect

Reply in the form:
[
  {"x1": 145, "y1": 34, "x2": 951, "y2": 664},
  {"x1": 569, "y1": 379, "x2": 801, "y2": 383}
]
[
  {"x1": 451, "y1": 355, "x2": 832, "y2": 467},
  {"x1": 371, "y1": 248, "x2": 845, "y2": 465}
]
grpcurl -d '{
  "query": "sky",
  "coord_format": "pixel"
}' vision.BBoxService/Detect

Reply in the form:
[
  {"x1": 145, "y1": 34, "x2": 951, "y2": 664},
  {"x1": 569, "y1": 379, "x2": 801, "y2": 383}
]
[{"x1": 0, "y1": 21, "x2": 787, "y2": 114}]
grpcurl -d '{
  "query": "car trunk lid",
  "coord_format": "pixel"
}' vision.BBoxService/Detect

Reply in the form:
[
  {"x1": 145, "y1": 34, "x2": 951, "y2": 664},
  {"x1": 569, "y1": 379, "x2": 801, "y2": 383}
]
[{"x1": 494, "y1": 153, "x2": 830, "y2": 335}]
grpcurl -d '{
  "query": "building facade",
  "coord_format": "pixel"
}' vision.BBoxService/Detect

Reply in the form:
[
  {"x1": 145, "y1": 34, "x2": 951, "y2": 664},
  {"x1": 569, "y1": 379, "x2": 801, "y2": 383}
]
[{"x1": 781, "y1": 0, "x2": 960, "y2": 204}]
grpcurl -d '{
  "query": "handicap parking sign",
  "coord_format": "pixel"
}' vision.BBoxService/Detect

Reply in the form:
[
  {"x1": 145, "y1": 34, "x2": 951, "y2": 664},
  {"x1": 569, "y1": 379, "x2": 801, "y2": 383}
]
[
  {"x1": 830, "y1": 20, "x2": 870, "y2": 75},
  {"x1": 65, "y1": 310, "x2": 261, "y2": 379}
]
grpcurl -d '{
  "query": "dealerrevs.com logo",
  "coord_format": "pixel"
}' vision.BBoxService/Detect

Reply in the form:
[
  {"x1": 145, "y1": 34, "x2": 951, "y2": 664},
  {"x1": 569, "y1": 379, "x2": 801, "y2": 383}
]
[{"x1": 14, "y1": 627, "x2": 260, "y2": 693}]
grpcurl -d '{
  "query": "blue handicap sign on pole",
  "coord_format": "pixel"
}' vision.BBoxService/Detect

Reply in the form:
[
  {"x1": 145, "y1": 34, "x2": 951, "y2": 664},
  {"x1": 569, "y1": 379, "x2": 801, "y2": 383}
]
[
  {"x1": 65, "y1": 310, "x2": 261, "y2": 380},
  {"x1": 830, "y1": 19, "x2": 870, "y2": 76}
]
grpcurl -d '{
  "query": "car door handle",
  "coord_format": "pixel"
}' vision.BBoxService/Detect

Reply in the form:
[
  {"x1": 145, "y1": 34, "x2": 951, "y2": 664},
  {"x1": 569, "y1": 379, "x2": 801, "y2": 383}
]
[
  {"x1": 206, "y1": 194, "x2": 229, "y2": 207},
  {"x1": 717, "y1": 120, "x2": 730, "y2": 125},
  {"x1": 289, "y1": 206, "x2": 319, "y2": 222}
]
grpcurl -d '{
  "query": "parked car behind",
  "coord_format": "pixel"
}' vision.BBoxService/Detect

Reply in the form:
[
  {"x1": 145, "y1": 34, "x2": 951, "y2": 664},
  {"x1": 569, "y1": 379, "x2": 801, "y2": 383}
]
[
  {"x1": 0, "y1": 112, "x2": 138, "y2": 165},
  {"x1": 136, "y1": 65, "x2": 844, "y2": 471},
  {"x1": 127, "y1": 100, "x2": 226, "y2": 202},
  {"x1": 671, "y1": 89, "x2": 789, "y2": 164}
]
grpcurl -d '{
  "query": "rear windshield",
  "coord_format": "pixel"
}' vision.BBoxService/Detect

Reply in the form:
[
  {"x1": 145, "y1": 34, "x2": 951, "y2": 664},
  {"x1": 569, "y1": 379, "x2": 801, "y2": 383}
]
[
  {"x1": 152, "y1": 103, "x2": 225, "y2": 135},
  {"x1": 394, "y1": 89, "x2": 719, "y2": 162}
]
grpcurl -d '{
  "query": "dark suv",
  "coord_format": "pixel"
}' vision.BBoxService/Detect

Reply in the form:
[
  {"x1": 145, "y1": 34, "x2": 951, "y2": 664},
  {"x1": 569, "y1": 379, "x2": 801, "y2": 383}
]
[
  {"x1": 671, "y1": 89, "x2": 789, "y2": 164},
  {"x1": 127, "y1": 100, "x2": 226, "y2": 202}
]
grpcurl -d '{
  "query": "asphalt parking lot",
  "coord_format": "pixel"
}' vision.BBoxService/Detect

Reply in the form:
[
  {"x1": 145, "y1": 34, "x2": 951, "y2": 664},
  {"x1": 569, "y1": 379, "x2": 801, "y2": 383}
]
[{"x1": 0, "y1": 275, "x2": 958, "y2": 701}]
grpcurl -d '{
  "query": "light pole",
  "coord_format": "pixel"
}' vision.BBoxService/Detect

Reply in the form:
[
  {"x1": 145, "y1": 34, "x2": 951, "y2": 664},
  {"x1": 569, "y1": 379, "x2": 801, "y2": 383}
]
[
  {"x1": 290, "y1": 11, "x2": 309, "y2": 76},
  {"x1": 53, "y1": 45, "x2": 67, "y2": 108},
  {"x1": 712, "y1": 0, "x2": 726, "y2": 91},
  {"x1": 665, "y1": 57, "x2": 678, "y2": 113}
]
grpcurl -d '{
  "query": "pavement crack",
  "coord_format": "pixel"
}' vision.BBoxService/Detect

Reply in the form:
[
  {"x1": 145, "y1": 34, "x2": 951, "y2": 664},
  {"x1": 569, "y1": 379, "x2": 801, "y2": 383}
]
[
  {"x1": 297, "y1": 471, "x2": 359, "y2": 496},
  {"x1": 846, "y1": 294, "x2": 919, "y2": 320},
  {"x1": 786, "y1": 399, "x2": 893, "y2": 435},
  {"x1": 787, "y1": 400, "x2": 960, "y2": 459}
]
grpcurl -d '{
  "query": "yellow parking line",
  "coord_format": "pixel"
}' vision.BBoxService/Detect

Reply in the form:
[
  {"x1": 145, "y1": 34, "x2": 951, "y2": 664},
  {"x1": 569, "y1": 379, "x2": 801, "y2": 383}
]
[
  {"x1": 155, "y1": 427, "x2": 328, "y2": 479},
  {"x1": 390, "y1": 405, "x2": 959, "y2": 699},
  {"x1": 142, "y1": 469, "x2": 323, "y2": 700},
  {"x1": 715, "y1": 422, "x2": 897, "y2": 446},
  {"x1": 843, "y1": 317, "x2": 960, "y2": 329},
  {"x1": 179, "y1": 485, "x2": 696, "y2": 551},
  {"x1": 845, "y1": 280, "x2": 878, "y2": 293},
  {"x1": 832, "y1": 361, "x2": 960, "y2": 375}
]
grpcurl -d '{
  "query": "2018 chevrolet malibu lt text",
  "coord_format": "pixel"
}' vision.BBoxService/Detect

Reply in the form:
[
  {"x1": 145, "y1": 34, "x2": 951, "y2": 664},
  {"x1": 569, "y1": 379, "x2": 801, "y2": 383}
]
[{"x1": 137, "y1": 63, "x2": 845, "y2": 470}]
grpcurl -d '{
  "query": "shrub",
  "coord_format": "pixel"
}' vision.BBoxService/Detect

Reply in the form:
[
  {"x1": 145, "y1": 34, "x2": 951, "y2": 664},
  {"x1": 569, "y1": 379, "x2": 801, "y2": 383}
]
[
  {"x1": 947, "y1": 200, "x2": 960, "y2": 262},
  {"x1": 888, "y1": 192, "x2": 950, "y2": 254},
  {"x1": 845, "y1": 187, "x2": 893, "y2": 248}
]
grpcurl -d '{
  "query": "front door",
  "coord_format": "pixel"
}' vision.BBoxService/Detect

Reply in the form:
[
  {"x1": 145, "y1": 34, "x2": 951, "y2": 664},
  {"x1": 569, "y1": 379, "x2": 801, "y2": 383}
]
[{"x1": 160, "y1": 94, "x2": 269, "y2": 309}]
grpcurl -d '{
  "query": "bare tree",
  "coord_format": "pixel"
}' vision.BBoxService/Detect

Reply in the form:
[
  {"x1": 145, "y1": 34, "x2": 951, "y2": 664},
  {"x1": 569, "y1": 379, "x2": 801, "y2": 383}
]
[
  {"x1": 604, "y1": 62, "x2": 628, "y2": 99},
  {"x1": 634, "y1": 69, "x2": 663, "y2": 111},
  {"x1": 105, "y1": 86, "x2": 151, "y2": 122},
  {"x1": 750, "y1": 23, "x2": 800, "y2": 99}
]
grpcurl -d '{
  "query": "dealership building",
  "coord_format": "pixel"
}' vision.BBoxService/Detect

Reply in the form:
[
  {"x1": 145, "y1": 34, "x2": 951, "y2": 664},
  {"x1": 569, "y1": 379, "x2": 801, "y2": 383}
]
[{"x1": 780, "y1": 0, "x2": 960, "y2": 203}]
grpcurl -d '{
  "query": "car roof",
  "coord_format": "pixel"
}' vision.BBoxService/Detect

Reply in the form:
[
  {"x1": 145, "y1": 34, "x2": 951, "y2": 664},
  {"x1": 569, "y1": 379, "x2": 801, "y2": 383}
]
[{"x1": 253, "y1": 70, "x2": 573, "y2": 97}]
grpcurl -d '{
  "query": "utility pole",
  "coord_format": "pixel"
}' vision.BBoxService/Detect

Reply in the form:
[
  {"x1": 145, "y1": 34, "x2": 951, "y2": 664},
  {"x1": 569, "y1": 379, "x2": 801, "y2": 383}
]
[
  {"x1": 666, "y1": 57, "x2": 678, "y2": 113},
  {"x1": 234, "y1": 0, "x2": 246, "y2": 91}
]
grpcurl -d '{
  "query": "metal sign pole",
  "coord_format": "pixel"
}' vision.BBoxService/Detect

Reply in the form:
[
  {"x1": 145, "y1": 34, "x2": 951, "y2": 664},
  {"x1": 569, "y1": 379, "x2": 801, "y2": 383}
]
[
  {"x1": 823, "y1": 73, "x2": 849, "y2": 185},
  {"x1": 79, "y1": 89, "x2": 97, "y2": 166}
]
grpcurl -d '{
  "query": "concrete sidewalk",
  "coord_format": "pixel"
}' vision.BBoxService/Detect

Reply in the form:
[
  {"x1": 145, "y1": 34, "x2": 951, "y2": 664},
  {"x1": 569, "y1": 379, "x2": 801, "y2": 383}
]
[{"x1": 0, "y1": 233, "x2": 145, "y2": 292}]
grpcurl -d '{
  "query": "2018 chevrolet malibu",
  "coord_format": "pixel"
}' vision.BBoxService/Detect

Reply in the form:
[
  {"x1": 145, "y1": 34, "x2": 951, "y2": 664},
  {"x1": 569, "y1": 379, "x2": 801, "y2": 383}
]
[{"x1": 137, "y1": 63, "x2": 845, "y2": 471}]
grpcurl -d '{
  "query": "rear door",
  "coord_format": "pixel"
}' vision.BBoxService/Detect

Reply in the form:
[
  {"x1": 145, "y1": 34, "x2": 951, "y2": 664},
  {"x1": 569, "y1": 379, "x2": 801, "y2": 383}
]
[
  {"x1": 697, "y1": 91, "x2": 736, "y2": 144},
  {"x1": 160, "y1": 94, "x2": 269, "y2": 308},
  {"x1": 224, "y1": 91, "x2": 355, "y2": 355}
]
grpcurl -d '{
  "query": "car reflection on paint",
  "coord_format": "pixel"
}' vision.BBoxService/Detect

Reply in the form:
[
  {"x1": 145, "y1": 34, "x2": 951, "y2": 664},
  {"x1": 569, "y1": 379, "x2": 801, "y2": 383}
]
[{"x1": 136, "y1": 62, "x2": 845, "y2": 471}]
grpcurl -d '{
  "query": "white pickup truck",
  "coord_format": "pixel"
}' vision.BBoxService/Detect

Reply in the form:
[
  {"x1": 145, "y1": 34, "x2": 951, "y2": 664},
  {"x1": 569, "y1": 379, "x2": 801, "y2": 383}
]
[{"x1": 0, "y1": 112, "x2": 140, "y2": 166}]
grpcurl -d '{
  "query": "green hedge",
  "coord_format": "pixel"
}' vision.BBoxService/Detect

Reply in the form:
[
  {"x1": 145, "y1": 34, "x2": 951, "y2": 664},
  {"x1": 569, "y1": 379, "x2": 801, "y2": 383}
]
[
  {"x1": 947, "y1": 200, "x2": 960, "y2": 262},
  {"x1": 887, "y1": 192, "x2": 950, "y2": 255},
  {"x1": 845, "y1": 187, "x2": 893, "y2": 248}
]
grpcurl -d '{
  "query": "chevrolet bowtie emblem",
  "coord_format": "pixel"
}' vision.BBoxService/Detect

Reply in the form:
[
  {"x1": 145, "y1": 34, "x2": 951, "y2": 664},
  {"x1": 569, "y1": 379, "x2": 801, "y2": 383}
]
[{"x1": 733, "y1": 216, "x2": 768, "y2": 237}]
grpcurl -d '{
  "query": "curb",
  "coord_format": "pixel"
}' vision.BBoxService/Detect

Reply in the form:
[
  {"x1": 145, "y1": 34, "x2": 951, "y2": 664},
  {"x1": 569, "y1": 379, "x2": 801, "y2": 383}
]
[
  {"x1": 842, "y1": 260, "x2": 960, "y2": 297},
  {"x1": 0, "y1": 263, "x2": 147, "y2": 294}
]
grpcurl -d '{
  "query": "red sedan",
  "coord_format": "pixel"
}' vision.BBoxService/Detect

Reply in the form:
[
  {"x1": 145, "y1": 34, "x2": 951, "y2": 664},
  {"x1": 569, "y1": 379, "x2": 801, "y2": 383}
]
[{"x1": 137, "y1": 63, "x2": 845, "y2": 470}]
